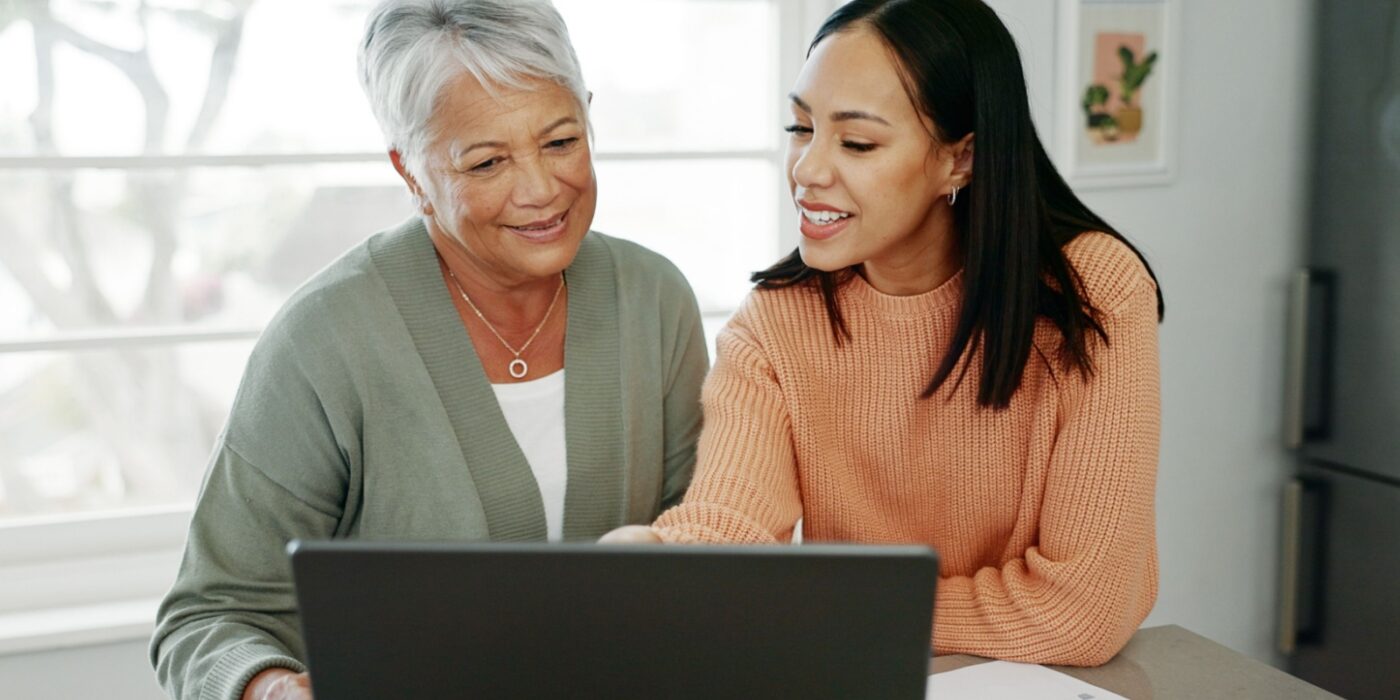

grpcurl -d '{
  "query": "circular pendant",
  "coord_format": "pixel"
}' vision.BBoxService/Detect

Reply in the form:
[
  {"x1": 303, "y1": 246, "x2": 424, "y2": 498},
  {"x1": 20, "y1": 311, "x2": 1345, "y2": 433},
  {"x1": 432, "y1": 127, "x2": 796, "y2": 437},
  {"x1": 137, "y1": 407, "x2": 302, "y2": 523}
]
[{"x1": 508, "y1": 358, "x2": 528, "y2": 379}]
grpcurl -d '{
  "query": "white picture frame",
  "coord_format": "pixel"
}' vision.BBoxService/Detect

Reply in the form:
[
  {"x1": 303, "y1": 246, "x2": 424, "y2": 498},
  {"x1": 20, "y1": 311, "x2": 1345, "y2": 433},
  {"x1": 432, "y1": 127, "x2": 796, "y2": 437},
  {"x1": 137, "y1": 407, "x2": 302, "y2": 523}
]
[{"x1": 1055, "y1": 0, "x2": 1180, "y2": 189}]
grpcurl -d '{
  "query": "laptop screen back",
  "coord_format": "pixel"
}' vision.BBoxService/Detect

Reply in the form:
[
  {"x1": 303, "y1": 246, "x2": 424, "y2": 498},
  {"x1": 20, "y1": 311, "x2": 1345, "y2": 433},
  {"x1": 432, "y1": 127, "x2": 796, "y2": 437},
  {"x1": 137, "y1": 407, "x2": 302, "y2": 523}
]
[{"x1": 289, "y1": 541, "x2": 938, "y2": 699}]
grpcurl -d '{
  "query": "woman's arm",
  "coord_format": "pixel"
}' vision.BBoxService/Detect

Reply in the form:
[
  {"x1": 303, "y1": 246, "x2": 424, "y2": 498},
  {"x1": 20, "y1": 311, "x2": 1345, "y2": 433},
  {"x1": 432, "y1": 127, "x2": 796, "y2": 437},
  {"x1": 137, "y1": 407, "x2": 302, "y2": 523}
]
[
  {"x1": 652, "y1": 307, "x2": 803, "y2": 544},
  {"x1": 151, "y1": 328, "x2": 352, "y2": 700},
  {"x1": 933, "y1": 278, "x2": 1161, "y2": 666},
  {"x1": 657, "y1": 275, "x2": 709, "y2": 510}
]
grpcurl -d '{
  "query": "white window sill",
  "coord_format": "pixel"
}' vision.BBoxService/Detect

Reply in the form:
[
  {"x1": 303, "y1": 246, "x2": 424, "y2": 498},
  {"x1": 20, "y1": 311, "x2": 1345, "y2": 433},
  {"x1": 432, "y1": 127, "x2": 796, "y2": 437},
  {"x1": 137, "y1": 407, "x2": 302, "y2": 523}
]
[
  {"x1": 0, "y1": 508, "x2": 188, "y2": 656},
  {"x1": 0, "y1": 598, "x2": 158, "y2": 656}
]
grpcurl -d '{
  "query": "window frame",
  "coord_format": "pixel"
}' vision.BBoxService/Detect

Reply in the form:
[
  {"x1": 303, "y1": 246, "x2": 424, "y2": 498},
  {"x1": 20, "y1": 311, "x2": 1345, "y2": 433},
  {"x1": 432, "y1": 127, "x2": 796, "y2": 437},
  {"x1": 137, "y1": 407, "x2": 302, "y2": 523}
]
[{"x1": 0, "y1": 0, "x2": 838, "y2": 647}]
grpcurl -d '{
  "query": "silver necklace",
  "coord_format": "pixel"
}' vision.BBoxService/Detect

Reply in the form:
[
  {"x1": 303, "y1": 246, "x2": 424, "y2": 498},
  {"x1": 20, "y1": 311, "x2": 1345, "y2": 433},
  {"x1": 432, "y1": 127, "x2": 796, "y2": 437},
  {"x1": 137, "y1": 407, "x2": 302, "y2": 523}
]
[{"x1": 446, "y1": 268, "x2": 565, "y2": 379}]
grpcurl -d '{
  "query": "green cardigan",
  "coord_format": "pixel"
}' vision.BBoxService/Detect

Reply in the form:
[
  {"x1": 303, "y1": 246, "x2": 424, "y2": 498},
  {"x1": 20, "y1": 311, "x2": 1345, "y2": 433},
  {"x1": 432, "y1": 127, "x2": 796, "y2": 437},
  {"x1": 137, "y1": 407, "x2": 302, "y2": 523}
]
[{"x1": 150, "y1": 218, "x2": 708, "y2": 700}]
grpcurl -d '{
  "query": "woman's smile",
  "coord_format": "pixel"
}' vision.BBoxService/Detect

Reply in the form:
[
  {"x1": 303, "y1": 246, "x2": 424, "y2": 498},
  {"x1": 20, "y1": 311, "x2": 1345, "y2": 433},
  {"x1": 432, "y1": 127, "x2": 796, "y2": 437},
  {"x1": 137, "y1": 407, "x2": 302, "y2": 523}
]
[
  {"x1": 504, "y1": 206, "x2": 571, "y2": 244},
  {"x1": 797, "y1": 200, "x2": 855, "y2": 240}
]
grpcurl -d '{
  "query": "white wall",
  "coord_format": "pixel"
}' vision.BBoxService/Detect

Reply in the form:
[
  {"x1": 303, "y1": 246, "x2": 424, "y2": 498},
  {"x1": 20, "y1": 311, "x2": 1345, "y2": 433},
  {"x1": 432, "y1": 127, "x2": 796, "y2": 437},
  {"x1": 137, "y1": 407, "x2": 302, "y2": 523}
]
[
  {"x1": 988, "y1": 0, "x2": 1315, "y2": 663},
  {"x1": 1129, "y1": 0, "x2": 1312, "y2": 663}
]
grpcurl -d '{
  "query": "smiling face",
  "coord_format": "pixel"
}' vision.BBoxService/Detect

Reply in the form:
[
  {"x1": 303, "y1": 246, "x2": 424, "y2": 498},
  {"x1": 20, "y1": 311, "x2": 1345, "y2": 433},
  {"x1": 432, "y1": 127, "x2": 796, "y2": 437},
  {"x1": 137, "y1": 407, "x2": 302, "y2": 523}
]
[
  {"x1": 785, "y1": 27, "x2": 970, "y2": 292},
  {"x1": 396, "y1": 72, "x2": 596, "y2": 288}
]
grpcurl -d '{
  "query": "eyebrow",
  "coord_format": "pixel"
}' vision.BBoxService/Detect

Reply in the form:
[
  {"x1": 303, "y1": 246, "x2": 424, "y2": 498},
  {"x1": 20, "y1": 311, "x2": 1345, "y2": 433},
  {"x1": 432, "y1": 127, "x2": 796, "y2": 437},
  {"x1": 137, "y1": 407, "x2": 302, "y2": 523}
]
[
  {"x1": 537, "y1": 116, "x2": 579, "y2": 136},
  {"x1": 453, "y1": 117, "x2": 581, "y2": 159},
  {"x1": 788, "y1": 93, "x2": 891, "y2": 126}
]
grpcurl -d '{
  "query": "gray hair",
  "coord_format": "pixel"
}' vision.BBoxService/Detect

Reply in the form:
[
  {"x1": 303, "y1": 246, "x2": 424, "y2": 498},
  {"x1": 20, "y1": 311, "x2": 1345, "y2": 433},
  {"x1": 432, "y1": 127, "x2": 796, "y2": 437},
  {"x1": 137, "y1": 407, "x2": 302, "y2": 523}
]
[{"x1": 357, "y1": 0, "x2": 589, "y2": 171}]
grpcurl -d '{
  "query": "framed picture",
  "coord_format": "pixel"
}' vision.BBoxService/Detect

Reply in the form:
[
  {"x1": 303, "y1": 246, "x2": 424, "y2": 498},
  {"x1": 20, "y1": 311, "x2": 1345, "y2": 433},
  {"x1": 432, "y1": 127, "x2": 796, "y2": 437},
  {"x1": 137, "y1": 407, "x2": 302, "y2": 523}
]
[{"x1": 1055, "y1": 0, "x2": 1180, "y2": 188}]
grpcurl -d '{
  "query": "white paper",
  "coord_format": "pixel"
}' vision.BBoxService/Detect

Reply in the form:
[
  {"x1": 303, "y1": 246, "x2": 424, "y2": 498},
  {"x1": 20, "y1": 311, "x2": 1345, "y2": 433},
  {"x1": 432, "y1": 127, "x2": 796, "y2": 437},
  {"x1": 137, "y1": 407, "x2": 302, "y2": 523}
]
[{"x1": 926, "y1": 660, "x2": 1128, "y2": 700}]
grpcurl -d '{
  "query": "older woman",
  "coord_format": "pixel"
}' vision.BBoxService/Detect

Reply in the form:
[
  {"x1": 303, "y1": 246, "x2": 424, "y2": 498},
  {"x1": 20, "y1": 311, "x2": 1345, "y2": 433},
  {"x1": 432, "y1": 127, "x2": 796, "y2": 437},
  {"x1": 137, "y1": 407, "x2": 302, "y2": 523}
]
[{"x1": 149, "y1": 1, "x2": 707, "y2": 698}]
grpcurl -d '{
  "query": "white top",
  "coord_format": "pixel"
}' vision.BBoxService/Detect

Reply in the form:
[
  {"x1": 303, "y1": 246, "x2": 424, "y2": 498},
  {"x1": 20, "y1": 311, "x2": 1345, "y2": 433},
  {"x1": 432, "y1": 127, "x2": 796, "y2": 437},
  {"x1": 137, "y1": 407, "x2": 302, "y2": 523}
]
[{"x1": 491, "y1": 370, "x2": 568, "y2": 542}]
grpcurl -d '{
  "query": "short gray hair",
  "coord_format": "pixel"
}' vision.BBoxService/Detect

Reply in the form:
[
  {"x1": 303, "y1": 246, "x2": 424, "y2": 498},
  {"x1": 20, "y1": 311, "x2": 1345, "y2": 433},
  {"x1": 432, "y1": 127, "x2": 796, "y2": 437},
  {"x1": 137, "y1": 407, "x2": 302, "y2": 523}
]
[{"x1": 358, "y1": 0, "x2": 588, "y2": 169}]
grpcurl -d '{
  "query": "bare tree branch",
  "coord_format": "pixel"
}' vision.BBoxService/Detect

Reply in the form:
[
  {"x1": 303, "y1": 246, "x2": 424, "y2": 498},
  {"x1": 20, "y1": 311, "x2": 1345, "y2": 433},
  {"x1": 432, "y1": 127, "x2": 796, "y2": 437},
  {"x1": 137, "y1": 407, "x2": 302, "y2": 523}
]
[
  {"x1": 40, "y1": 14, "x2": 169, "y2": 152},
  {"x1": 144, "y1": 6, "x2": 251, "y2": 313},
  {"x1": 5, "y1": 0, "x2": 258, "y2": 515},
  {"x1": 185, "y1": 12, "x2": 246, "y2": 152},
  {"x1": 0, "y1": 209, "x2": 88, "y2": 326},
  {"x1": 28, "y1": 5, "x2": 117, "y2": 324}
]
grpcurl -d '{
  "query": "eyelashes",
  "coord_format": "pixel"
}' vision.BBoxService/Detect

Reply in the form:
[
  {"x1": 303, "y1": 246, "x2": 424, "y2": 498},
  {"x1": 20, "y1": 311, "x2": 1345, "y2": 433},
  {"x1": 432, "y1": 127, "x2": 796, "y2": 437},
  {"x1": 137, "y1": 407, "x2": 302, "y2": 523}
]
[
  {"x1": 783, "y1": 125, "x2": 878, "y2": 153},
  {"x1": 467, "y1": 137, "x2": 582, "y2": 173},
  {"x1": 470, "y1": 158, "x2": 502, "y2": 172}
]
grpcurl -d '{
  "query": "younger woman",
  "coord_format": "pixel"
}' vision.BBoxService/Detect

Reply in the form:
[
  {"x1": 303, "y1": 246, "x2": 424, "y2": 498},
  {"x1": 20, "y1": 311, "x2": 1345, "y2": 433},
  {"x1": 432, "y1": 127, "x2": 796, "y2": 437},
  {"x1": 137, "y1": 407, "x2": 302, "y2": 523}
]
[{"x1": 604, "y1": 0, "x2": 1165, "y2": 667}]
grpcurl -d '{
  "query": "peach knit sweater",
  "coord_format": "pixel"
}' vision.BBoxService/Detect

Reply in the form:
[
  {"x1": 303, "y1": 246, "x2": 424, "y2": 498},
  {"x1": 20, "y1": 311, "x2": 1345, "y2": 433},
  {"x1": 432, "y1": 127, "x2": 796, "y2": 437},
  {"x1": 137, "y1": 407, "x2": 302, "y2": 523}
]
[{"x1": 653, "y1": 232, "x2": 1160, "y2": 667}]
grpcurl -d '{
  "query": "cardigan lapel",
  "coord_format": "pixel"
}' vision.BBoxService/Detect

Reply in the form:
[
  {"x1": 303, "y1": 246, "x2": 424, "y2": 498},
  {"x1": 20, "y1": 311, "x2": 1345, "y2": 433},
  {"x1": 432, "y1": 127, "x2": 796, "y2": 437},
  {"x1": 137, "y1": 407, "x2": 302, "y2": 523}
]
[
  {"x1": 370, "y1": 219, "x2": 548, "y2": 541},
  {"x1": 561, "y1": 234, "x2": 626, "y2": 540}
]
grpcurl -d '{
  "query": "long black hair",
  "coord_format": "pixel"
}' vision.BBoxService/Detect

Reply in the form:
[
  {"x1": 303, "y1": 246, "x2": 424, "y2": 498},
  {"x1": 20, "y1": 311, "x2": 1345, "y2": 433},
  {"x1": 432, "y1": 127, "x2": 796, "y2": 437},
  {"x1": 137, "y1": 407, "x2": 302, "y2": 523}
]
[{"x1": 753, "y1": 0, "x2": 1165, "y2": 409}]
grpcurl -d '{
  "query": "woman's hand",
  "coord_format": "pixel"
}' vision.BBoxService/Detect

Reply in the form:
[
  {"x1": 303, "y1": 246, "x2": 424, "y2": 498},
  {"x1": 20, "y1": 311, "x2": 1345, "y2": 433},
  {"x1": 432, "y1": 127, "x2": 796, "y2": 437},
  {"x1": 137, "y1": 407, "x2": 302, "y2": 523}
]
[
  {"x1": 242, "y1": 668, "x2": 313, "y2": 700},
  {"x1": 598, "y1": 525, "x2": 663, "y2": 544}
]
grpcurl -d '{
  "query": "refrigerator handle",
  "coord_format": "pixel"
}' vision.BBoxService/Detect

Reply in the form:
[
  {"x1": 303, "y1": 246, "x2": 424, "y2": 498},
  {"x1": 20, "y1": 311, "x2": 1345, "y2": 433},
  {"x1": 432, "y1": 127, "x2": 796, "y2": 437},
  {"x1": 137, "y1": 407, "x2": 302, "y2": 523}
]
[
  {"x1": 1279, "y1": 476, "x2": 1328, "y2": 656},
  {"x1": 1284, "y1": 269, "x2": 1336, "y2": 449},
  {"x1": 1284, "y1": 270, "x2": 1310, "y2": 449},
  {"x1": 1278, "y1": 479, "x2": 1303, "y2": 654}
]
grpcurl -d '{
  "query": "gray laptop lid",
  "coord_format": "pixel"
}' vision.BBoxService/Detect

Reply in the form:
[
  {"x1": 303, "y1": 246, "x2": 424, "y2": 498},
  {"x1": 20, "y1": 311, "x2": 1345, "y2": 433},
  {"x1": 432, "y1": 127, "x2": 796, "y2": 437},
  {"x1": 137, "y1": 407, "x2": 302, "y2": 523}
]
[{"x1": 289, "y1": 541, "x2": 938, "y2": 699}]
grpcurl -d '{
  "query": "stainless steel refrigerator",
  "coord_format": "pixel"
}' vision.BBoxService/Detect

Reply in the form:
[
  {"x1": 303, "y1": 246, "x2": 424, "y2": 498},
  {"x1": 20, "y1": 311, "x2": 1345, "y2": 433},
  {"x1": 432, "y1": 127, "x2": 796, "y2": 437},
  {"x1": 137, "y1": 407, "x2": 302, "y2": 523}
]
[{"x1": 1280, "y1": 2, "x2": 1400, "y2": 698}]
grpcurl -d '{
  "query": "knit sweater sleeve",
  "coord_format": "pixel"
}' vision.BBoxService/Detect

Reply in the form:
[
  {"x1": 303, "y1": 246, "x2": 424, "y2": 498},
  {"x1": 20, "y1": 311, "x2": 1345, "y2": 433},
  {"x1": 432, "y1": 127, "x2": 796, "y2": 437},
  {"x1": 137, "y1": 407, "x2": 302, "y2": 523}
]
[
  {"x1": 656, "y1": 255, "x2": 709, "y2": 511},
  {"x1": 652, "y1": 303, "x2": 803, "y2": 543},
  {"x1": 150, "y1": 301, "x2": 352, "y2": 700},
  {"x1": 933, "y1": 276, "x2": 1161, "y2": 667}
]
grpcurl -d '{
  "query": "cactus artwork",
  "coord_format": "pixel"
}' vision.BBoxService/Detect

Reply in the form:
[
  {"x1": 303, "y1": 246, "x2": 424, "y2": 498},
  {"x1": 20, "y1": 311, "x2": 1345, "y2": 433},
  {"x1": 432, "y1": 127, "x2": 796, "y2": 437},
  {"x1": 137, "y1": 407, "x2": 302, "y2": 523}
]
[
  {"x1": 1119, "y1": 45, "x2": 1160, "y2": 109},
  {"x1": 1083, "y1": 31, "x2": 1159, "y2": 144}
]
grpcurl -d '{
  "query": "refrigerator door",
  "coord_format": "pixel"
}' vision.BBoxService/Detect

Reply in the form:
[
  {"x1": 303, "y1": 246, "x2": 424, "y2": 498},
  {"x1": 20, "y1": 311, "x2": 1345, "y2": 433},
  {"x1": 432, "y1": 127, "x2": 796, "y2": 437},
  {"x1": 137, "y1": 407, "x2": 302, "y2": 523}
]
[
  {"x1": 1284, "y1": 465, "x2": 1400, "y2": 699},
  {"x1": 1298, "y1": 0, "x2": 1400, "y2": 481}
]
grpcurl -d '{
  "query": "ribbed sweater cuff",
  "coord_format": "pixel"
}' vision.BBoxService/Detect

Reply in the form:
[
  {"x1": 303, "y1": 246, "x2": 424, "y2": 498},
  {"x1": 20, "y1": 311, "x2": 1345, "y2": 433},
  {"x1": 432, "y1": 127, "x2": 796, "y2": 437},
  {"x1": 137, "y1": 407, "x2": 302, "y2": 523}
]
[
  {"x1": 201, "y1": 644, "x2": 306, "y2": 700},
  {"x1": 653, "y1": 525, "x2": 702, "y2": 544}
]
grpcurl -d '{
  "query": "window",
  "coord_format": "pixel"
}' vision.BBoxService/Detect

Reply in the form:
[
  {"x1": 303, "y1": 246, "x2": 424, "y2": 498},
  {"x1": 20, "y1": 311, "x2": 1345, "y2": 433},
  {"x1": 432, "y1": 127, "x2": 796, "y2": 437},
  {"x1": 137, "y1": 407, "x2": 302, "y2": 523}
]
[{"x1": 0, "y1": 0, "x2": 832, "y2": 622}]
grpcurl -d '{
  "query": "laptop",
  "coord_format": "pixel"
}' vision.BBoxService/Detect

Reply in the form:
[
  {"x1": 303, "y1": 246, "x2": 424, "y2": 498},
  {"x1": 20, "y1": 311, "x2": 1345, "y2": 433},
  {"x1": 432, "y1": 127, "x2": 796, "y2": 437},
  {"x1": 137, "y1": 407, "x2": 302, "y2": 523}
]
[{"x1": 288, "y1": 540, "x2": 938, "y2": 699}]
